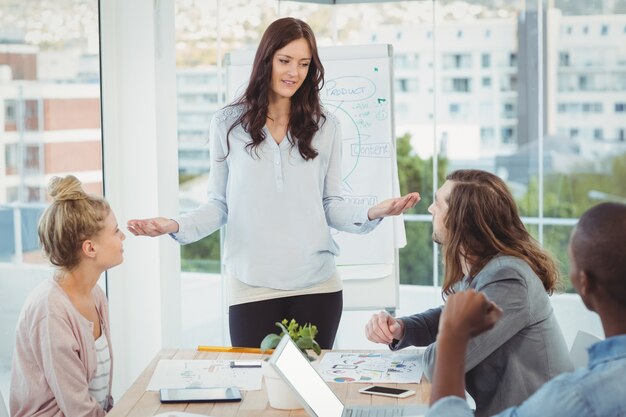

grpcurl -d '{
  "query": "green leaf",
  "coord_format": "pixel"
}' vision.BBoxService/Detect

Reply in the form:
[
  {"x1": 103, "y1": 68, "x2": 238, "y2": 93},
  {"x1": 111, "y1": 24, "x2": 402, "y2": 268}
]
[
  {"x1": 311, "y1": 340, "x2": 321, "y2": 356},
  {"x1": 275, "y1": 321, "x2": 289, "y2": 335},
  {"x1": 299, "y1": 325, "x2": 313, "y2": 339},
  {"x1": 295, "y1": 337, "x2": 314, "y2": 350},
  {"x1": 260, "y1": 333, "x2": 282, "y2": 351}
]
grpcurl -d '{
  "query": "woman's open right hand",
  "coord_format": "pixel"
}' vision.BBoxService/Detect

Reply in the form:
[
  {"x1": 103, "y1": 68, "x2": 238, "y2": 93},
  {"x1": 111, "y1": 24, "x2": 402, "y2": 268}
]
[{"x1": 127, "y1": 217, "x2": 179, "y2": 237}]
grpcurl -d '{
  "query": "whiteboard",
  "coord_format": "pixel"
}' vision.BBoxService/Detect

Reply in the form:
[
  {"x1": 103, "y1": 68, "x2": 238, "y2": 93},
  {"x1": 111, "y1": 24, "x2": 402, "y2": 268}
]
[{"x1": 226, "y1": 44, "x2": 404, "y2": 310}]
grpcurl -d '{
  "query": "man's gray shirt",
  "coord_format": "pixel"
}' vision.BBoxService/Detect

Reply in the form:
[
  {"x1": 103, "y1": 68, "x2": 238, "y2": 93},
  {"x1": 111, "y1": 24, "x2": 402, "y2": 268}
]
[{"x1": 390, "y1": 256, "x2": 574, "y2": 417}]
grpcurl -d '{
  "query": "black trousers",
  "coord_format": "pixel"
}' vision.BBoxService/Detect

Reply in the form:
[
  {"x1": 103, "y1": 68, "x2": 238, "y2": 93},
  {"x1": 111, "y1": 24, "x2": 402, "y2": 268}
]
[{"x1": 228, "y1": 290, "x2": 343, "y2": 349}]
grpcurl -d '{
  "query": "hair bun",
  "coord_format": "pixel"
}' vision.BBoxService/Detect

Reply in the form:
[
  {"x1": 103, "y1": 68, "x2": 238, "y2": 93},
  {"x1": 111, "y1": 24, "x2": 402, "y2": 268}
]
[{"x1": 48, "y1": 175, "x2": 87, "y2": 202}]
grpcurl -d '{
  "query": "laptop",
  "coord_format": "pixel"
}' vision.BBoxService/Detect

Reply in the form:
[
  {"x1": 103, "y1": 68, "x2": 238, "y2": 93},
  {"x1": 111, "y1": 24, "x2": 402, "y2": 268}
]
[{"x1": 269, "y1": 335, "x2": 428, "y2": 417}]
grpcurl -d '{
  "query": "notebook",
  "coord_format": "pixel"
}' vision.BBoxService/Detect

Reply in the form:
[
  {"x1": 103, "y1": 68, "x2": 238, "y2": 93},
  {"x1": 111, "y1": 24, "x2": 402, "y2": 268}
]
[{"x1": 269, "y1": 335, "x2": 428, "y2": 417}]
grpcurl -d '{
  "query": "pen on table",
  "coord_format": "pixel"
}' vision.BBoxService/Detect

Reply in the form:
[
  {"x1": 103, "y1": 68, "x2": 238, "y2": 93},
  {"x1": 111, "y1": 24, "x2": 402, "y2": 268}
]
[{"x1": 196, "y1": 345, "x2": 273, "y2": 354}]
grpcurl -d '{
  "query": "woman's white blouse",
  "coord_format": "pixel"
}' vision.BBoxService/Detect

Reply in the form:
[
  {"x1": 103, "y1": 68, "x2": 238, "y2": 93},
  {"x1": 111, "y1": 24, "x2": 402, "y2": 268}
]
[{"x1": 172, "y1": 105, "x2": 380, "y2": 290}]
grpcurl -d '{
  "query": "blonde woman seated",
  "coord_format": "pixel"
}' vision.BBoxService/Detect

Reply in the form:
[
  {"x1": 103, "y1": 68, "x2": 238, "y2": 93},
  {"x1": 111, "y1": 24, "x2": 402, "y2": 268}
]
[{"x1": 10, "y1": 175, "x2": 125, "y2": 417}]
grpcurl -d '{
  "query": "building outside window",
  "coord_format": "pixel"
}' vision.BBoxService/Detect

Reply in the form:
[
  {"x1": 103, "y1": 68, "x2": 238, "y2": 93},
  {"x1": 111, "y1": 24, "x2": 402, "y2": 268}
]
[{"x1": 0, "y1": 0, "x2": 103, "y2": 399}]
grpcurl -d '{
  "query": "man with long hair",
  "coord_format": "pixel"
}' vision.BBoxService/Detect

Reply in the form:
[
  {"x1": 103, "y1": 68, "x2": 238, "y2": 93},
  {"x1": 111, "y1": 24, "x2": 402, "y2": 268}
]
[
  {"x1": 427, "y1": 202, "x2": 626, "y2": 416},
  {"x1": 365, "y1": 169, "x2": 573, "y2": 416}
]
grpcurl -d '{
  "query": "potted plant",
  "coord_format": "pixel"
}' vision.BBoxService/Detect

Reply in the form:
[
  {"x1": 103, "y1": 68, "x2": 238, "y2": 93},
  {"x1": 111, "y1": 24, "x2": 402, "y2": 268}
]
[
  {"x1": 260, "y1": 318, "x2": 321, "y2": 410},
  {"x1": 260, "y1": 318, "x2": 321, "y2": 360}
]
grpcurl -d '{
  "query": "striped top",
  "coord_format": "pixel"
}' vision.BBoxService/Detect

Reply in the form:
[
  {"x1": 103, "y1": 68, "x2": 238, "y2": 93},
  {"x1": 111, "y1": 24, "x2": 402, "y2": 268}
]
[{"x1": 88, "y1": 332, "x2": 111, "y2": 410}]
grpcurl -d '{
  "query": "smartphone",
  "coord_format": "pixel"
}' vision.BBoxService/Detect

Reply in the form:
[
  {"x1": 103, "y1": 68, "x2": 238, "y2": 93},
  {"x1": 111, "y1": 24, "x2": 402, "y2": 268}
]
[
  {"x1": 159, "y1": 387, "x2": 242, "y2": 403},
  {"x1": 358, "y1": 385, "x2": 415, "y2": 398}
]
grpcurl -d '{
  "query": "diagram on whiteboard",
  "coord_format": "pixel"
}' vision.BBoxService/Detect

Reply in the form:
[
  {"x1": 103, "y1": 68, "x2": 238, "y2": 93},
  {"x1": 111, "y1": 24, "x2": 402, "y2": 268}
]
[
  {"x1": 321, "y1": 59, "x2": 396, "y2": 266},
  {"x1": 317, "y1": 352, "x2": 424, "y2": 384}
]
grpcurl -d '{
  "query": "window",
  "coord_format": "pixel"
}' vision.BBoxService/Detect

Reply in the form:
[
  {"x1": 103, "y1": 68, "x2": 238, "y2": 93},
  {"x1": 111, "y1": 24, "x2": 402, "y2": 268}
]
[
  {"x1": 501, "y1": 127, "x2": 515, "y2": 143},
  {"x1": 5, "y1": 143, "x2": 18, "y2": 175},
  {"x1": 594, "y1": 128, "x2": 603, "y2": 140},
  {"x1": 482, "y1": 53, "x2": 491, "y2": 68},
  {"x1": 0, "y1": 0, "x2": 103, "y2": 399},
  {"x1": 453, "y1": 78, "x2": 470, "y2": 92},
  {"x1": 24, "y1": 144, "x2": 42, "y2": 175},
  {"x1": 4, "y1": 99, "x2": 16, "y2": 122},
  {"x1": 601, "y1": 25, "x2": 608, "y2": 35},
  {"x1": 166, "y1": 0, "x2": 619, "y2": 357},
  {"x1": 474, "y1": 1, "x2": 626, "y2": 316},
  {"x1": 502, "y1": 102, "x2": 515, "y2": 118},
  {"x1": 443, "y1": 78, "x2": 471, "y2": 93},
  {"x1": 500, "y1": 75, "x2": 517, "y2": 92},
  {"x1": 443, "y1": 53, "x2": 471, "y2": 69},
  {"x1": 582, "y1": 103, "x2": 602, "y2": 113},
  {"x1": 396, "y1": 78, "x2": 418, "y2": 93}
]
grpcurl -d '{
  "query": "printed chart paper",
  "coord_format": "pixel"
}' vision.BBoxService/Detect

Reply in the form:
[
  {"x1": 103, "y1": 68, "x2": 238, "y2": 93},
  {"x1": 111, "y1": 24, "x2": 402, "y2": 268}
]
[
  {"x1": 318, "y1": 352, "x2": 424, "y2": 384},
  {"x1": 146, "y1": 359, "x2": 262, "y2": 391}
]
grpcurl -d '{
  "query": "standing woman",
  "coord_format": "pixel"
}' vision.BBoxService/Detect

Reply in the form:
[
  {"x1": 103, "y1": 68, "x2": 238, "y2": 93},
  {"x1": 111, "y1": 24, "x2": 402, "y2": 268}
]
[
  {"x1": 10, "y1": 176, "x2": 125, "y2": 417},
  {"x1": 127, "y1": 17, "x2": 419, "y2": 348}
]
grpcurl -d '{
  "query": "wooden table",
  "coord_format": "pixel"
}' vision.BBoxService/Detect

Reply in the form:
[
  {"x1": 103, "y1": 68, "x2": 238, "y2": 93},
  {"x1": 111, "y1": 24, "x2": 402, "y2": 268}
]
[{"x1": 108, "y1": 349, "x2": 431, "y2": 417}]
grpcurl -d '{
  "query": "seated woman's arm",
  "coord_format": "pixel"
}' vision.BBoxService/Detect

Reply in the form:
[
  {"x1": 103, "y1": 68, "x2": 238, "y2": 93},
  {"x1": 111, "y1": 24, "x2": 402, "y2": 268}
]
[{"x1": 33, "y1": 316, "x2": 107, "y2": 417}]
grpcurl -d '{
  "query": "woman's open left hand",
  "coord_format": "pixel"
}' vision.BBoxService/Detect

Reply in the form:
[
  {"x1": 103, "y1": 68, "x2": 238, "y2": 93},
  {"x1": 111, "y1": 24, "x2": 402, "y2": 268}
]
[{"x1": 367, "y1": 192, "x2": 420, "y2": 220}]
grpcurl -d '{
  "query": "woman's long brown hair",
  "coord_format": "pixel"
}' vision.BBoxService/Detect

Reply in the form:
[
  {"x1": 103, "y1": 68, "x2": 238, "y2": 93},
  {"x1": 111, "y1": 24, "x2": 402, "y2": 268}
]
[
  {"x1": 441, "y1": 170, "x2": 560, "y2": 296},
  {"x1": 225, "y1": 17, "x2": 325, "y2": 160}
]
